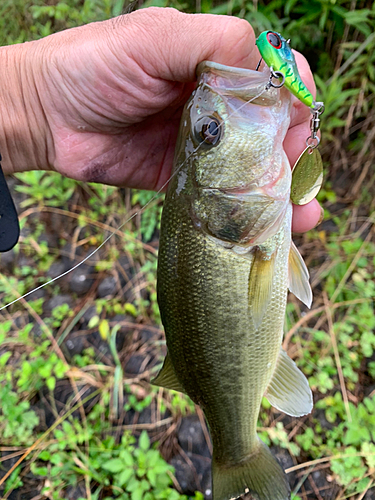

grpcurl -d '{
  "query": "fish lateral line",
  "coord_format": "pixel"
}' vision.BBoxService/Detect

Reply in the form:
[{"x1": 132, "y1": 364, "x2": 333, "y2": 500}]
[{"x1": 0, "y1": 82, "x2": 272, "y2": 312}]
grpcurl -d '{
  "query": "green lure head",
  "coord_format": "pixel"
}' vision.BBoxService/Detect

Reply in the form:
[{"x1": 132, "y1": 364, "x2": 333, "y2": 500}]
[{"x1": 256, "y1": 31, "x2": 315, "y2": 109}]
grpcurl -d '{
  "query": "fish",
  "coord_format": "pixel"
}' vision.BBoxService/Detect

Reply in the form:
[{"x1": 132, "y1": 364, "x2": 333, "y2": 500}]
[{"x1": 153, "y1": 60, "x2": 318, "y2": 500}]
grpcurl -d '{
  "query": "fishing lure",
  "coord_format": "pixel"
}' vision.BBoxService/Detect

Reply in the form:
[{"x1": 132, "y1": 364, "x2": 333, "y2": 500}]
[{"x1": 256, "y1": 30, "x2": 324, "y2": 206}]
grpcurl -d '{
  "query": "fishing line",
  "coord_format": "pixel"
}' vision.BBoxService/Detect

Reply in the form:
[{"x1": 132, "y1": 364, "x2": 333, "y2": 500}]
[{"x1": 0, "y1": 79, "x2": 270, "y2": 312}]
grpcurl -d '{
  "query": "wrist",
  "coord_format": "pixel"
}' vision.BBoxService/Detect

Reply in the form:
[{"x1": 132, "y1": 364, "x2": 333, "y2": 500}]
[{"x1": 0, "y1": 41, "x2": 51, "y2": 175}]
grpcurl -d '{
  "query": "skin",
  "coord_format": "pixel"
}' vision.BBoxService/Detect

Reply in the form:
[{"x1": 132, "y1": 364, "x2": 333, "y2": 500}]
[{"x1": 0, "y1": 7, "x2": 322, "y2": 232}]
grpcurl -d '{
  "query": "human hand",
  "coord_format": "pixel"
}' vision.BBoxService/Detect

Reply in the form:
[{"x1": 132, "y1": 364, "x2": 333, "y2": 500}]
[{"x1": 0, "y1": 7, "x2": 322, "y2": 232}]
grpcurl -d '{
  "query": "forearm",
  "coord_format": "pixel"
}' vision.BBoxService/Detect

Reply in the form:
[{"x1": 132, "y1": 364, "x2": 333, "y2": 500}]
[{"x1": 0, "y1": 42, "x2": 51, "y2": 174}]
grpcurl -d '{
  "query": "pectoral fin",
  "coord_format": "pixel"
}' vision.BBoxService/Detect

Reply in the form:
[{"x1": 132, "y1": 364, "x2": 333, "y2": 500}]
[
  {"x1": 288, "y1": 241, "x2": 312, "y2": 308},
  {"x1": 265, "y1": 348, "x2": 313, "y2": 417},
  {"x1": 248, "y1": 249, "x2": 276, "y2": 329},
  {"x1": 151, "y1": 352, "x2": 186, "y2": 394}
]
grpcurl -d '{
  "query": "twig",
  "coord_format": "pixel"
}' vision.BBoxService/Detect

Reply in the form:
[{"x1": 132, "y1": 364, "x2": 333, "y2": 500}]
[
  {"x1": 283, "y1": 298, "x2": 371, "y2": 350},
  {"x1": 327, "y1": 32, "x2": 375, "y2": 85},
  {"x1": 331, "y1": 229, "x2": 373, "y2": 303},
  {"x1": 357, "y1": 479, "x2": 373, "y2": 500},
  {"x1": 323, "y1": 292, "x2": 351, "y2": 422},
  {"x1": 111, "y1": 417, "x2": 174, "y2": 431},
  {"x1": 283, "y1": 306, "x2": 325, "y2": 349},
  {"x1": 352, "y1": 157, "x2": 375, "y2": 198},
  {"x1": 292, "y1": 465, "x2": 314, "y2": 499},
  {"x1": 308, "y1": 473, "x2": 324, "y2": 500},
  {"x1": 285, "y1": 451, "x2": 375, "y2": 474}
]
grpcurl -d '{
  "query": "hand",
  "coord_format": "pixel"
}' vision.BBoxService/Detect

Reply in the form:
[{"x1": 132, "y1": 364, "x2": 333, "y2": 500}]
[{"x1": 0, "y1": 7, "x2": 322, "y2": 232}]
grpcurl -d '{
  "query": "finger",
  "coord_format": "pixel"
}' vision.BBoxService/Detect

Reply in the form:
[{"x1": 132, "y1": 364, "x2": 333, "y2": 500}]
[
  {"x1": 284, "y1": 121, "x2": 312, "y2": 169},
  {"x1": 289, "y1": 51, "x2": 316, "y2": 129},
  {"x1": 122, "y1": 8, "x2": 258, "y2": 82},
  {"x1": 292, "y1": 199, "x2": 323, "y2": 233}
]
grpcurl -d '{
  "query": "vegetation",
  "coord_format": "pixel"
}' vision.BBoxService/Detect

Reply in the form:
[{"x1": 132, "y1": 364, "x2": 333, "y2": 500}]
[{"x1": 0, "y1": 1, "x2": 374, "y2": 499}]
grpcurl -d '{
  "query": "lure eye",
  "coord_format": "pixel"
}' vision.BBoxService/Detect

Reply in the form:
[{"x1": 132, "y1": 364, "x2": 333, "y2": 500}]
[
  {"x1": 266, "y1": 31, "x2": 282, "y2": 49},
  {"x1": 194, "y1": 116, "x2": 222, "y2": 146}
]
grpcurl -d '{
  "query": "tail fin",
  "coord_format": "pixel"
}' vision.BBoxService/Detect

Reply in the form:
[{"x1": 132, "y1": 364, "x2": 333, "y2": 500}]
[{"x1": 212, "y1": 439, "x2": 290, "y2": 500}]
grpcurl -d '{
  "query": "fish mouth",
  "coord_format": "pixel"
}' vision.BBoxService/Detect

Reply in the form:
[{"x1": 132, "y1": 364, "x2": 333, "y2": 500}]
[{"x1": 196, "y1": 61, "x2": 278, "y2": 105}]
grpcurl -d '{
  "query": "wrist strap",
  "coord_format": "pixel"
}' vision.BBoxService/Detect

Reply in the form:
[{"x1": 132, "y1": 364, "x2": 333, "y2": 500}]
[{"x1": 0, "y1": 154, "x2": 20, "y2": 252}]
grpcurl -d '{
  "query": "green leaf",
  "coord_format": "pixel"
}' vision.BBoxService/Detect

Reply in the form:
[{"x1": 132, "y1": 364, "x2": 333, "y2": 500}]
[
  {"x1": 146, "y1": 469, "x2": 156, "y2": 487},
  {"x1": 32, "y1": 466, "x2": 49, "y2": 476},
  {"x1": 132, "y1": 485, "x2": 144, "y2": 500},
  {"x1": 126, "y1": 476, "x2": 140, "y2": 492},
  {"x1": 120, "y1": 450, "x2": 134, "y2": 467},
  {"x1": 139, "y1": 431, "x2": 150, "y2": 451},
  {"x1": 88, "y1": 315, "x2": 100, "y2": 329},
  {"x1": 117, "y1": 468, "x2": 134, "y2": 486},
  {"x1": 99, "y1": 319, "x2": 110, "y2": 340},
  {"x1": 124, "y1": 303, "x2": 138, "y2": 317},
  {"x1": 38, "y1": 450, "x2": 51, "y2": 461},
  {"x1": 0, "y1": 351, "x2": 11, "y2": 366},
  {"x1": 46, "y1": 376, "x2": 56, "y2": 391},
  {"x1": 102, "y1": 458, "x2": 125, "y2": 473},
  {"x1": 362, "y1": 442, "x2": 375, "y2": 468}
]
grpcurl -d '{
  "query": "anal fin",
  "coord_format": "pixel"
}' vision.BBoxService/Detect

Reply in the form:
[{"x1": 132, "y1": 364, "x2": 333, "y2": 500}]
[
  {"x1": 248, "y1": 249, "x2": 276, "y2": 329},
  {"x1": 151, "y1": 351, "x2": 186, "y2": 394},
  {"x1": 288, "y1": 241, "x2": 312, "y2": 308},
  {"x1": 265, "y1": 348, "x2": 313, "y2": 417}
]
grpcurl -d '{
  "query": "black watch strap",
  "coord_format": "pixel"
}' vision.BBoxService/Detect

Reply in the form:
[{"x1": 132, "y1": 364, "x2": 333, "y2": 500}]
[{"x1": 0, "y1": 155, "x2": 20, "y2": 252}]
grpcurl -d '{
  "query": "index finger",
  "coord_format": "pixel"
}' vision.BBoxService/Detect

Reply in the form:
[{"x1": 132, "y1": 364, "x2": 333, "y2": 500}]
[{"x1": 124, "y1": 8, "x2": 259, "y2": 81}]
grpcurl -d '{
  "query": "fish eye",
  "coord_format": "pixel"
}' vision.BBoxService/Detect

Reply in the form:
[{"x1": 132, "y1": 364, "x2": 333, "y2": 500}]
[
  {"x1": 194, "y1": 116, "x2": 222, "y2": 146},
  {"x1": 267, "y1": 31, "x2": 282, "y2": 49}
]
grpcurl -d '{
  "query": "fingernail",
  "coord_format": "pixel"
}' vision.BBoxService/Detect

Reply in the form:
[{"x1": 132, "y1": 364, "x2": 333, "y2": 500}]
[{"x1": 314, "y1": 205, "x2": 324, "y2": 228}]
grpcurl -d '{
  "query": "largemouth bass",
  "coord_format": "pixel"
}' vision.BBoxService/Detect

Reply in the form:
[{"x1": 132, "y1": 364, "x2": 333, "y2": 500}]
[{"x1": 153, "y1": 61, "x2": 315, "y2": 500}]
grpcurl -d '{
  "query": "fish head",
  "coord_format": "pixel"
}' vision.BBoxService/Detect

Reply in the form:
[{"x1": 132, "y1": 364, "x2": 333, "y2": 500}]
[{"x1": 173, "y1": 62, "x2": 292, "y2": 246}]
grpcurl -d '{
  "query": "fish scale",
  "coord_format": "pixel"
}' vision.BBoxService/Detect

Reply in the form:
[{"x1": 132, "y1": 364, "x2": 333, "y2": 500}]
[{"x1": 154, "y1": 61, "x2": 314, "y2": 500}]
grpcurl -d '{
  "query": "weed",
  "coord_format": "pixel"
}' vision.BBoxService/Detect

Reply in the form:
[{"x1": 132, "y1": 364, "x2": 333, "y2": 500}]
[
  {"x1": 0, "y1": 384, "x2": 39, "y2": 445},
  {"x1": 14, "y1": 171, "x2": 78, "y2": 208},
  {"x1": 30, "y1": 414, "x2": 199, "y2": 500}
]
